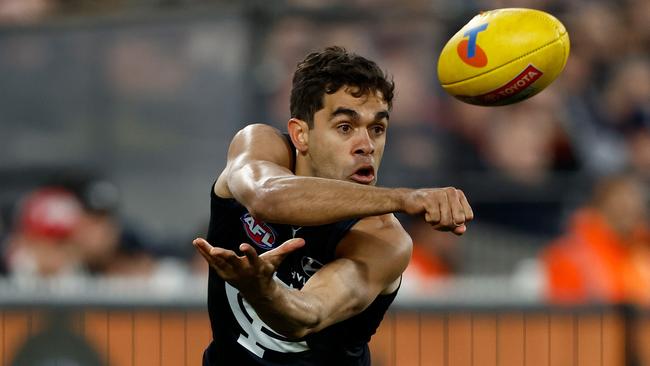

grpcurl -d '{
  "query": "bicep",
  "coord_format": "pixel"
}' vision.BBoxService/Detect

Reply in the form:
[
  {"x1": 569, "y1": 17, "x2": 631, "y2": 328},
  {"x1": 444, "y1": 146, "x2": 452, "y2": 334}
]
[
  {"x1": 215, "y1": 124, "x2": 295, "y2": 199},
  {"x1": 299, "y1": 216, "x2": 411, "y2": 332}
]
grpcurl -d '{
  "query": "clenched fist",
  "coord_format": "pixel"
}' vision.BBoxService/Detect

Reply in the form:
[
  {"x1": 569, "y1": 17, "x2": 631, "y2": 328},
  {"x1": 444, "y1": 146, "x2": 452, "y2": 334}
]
[{"x1": 401, "y1": 187, "x2": 474, "y2": 235}]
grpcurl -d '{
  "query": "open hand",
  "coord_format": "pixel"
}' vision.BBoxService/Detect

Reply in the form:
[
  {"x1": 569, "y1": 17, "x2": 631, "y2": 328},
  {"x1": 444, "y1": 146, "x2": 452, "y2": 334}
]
[{"x1": 193, "y1": 237, "x2": 305, "y2": 292}]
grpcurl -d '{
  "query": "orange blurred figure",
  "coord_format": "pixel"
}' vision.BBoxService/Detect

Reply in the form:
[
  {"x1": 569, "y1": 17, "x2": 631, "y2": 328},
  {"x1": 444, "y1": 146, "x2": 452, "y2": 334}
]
[
  {"x1": 402, "y1": 218, "x2": 459, "y2": 292},
  {"x1": 541, "y1": 174, "x2": 650, "y2": 304}
]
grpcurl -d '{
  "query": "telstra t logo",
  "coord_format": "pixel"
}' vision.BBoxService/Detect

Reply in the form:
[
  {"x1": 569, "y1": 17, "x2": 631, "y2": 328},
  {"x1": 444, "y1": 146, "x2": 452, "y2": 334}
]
[{"x1": 457, "y1": 23, "x2": 488, "y2": 67}]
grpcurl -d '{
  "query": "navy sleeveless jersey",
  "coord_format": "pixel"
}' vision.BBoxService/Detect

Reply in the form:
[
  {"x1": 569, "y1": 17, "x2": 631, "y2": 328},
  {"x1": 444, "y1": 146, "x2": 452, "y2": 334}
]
[{"x1": 203, "y1": 189, "x2": 399, "y2": 366}]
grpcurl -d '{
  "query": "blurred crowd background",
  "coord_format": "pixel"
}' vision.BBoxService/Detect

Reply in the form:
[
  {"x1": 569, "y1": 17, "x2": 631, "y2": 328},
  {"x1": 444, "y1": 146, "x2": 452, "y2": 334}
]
[{"x1": 0, "y1": 0, "x2": 649, "y2": 306}]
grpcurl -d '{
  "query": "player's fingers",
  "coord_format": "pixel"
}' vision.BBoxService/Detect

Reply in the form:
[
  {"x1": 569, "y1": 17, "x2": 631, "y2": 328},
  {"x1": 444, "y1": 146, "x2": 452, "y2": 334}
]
[
  {"x1": 193, "y1": 239, "x2": 232, "y2": 273},
  {"x1": 239, "y1": 243, "x2": 261, "y2": 267},
  {"x1": 195, "y1": 244, "x2": 213, "y2": 264},
  {"x1": 193, "y1": 238, "x2": 214, "y2": 254},
  {"x1": 262, "y1": 238, "x2": 305, "y2": 267},
  {"x1": 452, "y1": 224, "x2": 467, "y2": 236},
  {"x1": 458, "y1": 190, "x2": 474, "y2": 222},
  {"x1": 193, "y1": 238, "x2": 242, "y2": 269},
  {"x1": 424, "y1": 199, "x2": 441, "y2": 225},
  {"x1": 217, "y1": 248, "x2": 244, "y2": 268},
  {"x1": 439, "y1": 191, "x2": 453, "y2": 227},
  {"x1": 193, "y1": 238, "x2": 224, "y2": 265},
  {"x1": 209, "y1": 260, "x2": 236, "y2": 280},
  {"x1": 448, "y1": 189, "x2": 466, "y2": 226}
]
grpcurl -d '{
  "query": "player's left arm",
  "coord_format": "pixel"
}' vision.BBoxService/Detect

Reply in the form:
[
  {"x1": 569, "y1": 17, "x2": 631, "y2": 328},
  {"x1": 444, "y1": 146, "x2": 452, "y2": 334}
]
[
  {"x1": 194, "y1": 214, "x2": 411, "y2": 339},
  {"x1": 292, "y1": 214, "x2": 412, "y2": 335}
]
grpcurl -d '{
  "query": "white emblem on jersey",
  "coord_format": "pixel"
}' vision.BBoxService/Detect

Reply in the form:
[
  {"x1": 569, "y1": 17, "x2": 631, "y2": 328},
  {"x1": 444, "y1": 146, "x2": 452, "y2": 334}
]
[
  {"x1": 291, "y1": 226, "x2": 302, "y2": 238},
  {"x1": 225, "y1": 277, "x2": 309, "y2": 357},
  {"x1": 301, "y1": 256, "x2": 323, "y2": 277}
]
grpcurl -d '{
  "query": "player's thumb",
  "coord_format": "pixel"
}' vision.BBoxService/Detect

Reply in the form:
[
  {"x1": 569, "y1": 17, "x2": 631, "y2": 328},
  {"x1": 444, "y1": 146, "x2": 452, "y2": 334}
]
[
  {"x1": 262, "y1": 238, "x2": 305, "y2": 267},
  {"x1": 452, "y1": 224, "x2": 467, "y2": 236}
]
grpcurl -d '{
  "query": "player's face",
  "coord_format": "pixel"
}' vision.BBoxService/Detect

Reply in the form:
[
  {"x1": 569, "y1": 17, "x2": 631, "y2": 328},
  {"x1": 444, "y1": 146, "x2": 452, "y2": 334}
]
[{"x1": 307, "y1": 86, "x2": 389, "y2": 185}]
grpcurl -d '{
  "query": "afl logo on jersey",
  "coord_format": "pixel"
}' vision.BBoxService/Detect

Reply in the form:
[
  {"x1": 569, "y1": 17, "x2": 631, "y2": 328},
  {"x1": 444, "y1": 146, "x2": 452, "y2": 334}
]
[{"x1": 241, "y1": 213, "x2": 277, "y2": 249}]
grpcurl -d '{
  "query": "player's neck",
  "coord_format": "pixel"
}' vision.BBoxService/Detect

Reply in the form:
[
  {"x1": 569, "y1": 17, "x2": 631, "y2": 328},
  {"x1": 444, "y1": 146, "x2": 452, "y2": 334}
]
[{"x1": 294, "y1": 155, "x2": 314, "y2": 177}]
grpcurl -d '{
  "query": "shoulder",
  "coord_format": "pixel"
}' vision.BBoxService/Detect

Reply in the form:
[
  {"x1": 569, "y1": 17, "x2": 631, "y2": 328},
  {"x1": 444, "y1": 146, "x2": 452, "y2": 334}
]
[
  {"x1": 237, "y1": 123, "x2": 282, "y2": 136},
  {"x1": 215, "y1": 124, "x2": 294, "y2": 197},
  {"x1": 230, "y1": 123, "x2": 288, "y2": 147},
  {"x1": 228, "y1": 123, "x2": 293, "y2": 162}
]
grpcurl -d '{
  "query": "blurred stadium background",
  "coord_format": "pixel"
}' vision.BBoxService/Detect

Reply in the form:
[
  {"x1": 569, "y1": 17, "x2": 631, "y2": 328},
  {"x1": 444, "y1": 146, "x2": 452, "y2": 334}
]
[{"x1": 1, "y1": 0, "x2": 649, "y2": 365}]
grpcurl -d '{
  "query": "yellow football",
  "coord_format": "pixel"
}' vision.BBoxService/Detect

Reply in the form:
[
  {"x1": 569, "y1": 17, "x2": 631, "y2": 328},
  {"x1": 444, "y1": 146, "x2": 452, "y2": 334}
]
[{"x1": 437, "y1": 8, "x2": 570, "y2": 106}]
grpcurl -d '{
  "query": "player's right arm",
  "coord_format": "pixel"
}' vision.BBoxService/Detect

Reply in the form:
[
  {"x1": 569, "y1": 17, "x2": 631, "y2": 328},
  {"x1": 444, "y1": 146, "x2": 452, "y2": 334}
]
[{"x1": 215, "y1": 123, "x2": 473, "y2": 233}]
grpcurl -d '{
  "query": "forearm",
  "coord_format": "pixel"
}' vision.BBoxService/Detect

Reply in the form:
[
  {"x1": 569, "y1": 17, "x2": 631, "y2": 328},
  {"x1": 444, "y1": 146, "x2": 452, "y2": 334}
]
[
  {"x1": 240, "y1": 280, "x2": 327, "y2": 339},
  {"x1": 240, "y1": 175, "x2": 411, "y2": 226}
]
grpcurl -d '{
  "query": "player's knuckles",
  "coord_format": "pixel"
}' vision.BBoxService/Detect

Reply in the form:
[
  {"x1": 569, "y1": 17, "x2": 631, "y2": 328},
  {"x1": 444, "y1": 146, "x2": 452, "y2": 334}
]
[
  {"x1": 444, "y1": 187, "x2": 458, "y2": 197},
  {"x1": 429, "y1": 189, "x2": 446, "y2": 202},
  {"x1": 455, "y1": 188, "x2": 469, "y2": 199}
]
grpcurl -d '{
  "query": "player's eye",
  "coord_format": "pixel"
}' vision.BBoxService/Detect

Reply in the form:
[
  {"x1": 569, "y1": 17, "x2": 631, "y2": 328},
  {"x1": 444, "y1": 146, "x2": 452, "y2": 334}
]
[
  {"x1": 337, "y1": 124, "x2": 352, "y2": 134},
  {"x1": 370, "y1": 125, "x2": 385, "y2": 136}
]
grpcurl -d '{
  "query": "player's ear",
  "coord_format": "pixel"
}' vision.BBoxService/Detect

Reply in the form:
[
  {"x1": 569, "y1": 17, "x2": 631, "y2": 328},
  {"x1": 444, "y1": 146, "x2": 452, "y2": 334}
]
[{"x1": 288, "y1": 118, "x2": 309, "y2": 152}]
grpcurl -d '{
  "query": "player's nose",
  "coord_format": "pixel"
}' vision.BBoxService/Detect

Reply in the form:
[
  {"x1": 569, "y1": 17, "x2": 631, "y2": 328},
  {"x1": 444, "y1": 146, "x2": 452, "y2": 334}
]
[{"x1": 352, "y1": 129, "x2": 375, "y2": 156}]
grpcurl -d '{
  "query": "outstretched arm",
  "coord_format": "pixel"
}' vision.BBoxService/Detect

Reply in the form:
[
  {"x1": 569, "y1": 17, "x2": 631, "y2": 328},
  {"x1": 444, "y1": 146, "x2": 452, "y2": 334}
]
[
  {"x1": 216, "y1": 124, "x2": 473, "y2": 233},
  {"x1": 193, "y1": 214, "x2": 411, "y2": 339}
]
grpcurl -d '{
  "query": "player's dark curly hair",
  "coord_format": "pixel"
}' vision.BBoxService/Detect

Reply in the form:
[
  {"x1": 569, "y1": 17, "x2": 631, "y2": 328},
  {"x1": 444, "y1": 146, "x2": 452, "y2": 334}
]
[{"x1": 290, "y1": 46, "x2": 395, "y2": 127}]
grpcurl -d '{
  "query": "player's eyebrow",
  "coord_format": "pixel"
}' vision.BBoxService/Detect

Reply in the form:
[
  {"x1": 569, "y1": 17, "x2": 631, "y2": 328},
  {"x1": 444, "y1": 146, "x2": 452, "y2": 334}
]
[
  {"x1": 331, "y1": 108, "x2": 390, "y2": 122},
  {"x1": 375, "y1": 110, "x2": 390, "y2": 122},
  {"x1": 331, "y1": 107, "x2": 359, "y2": 120}
]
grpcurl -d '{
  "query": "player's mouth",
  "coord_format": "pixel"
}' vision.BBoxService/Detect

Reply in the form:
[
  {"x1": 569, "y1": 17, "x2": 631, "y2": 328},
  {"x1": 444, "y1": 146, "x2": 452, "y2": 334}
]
[{"x1": 350, "y1": 166, "x2": 375, "y2": 184}]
